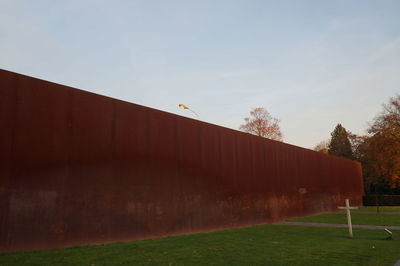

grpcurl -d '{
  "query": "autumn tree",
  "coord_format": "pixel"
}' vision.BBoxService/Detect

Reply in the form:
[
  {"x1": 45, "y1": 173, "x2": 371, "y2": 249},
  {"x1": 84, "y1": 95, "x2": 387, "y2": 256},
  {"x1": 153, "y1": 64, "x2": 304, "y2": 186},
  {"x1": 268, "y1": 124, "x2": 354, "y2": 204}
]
[
  {"x1": 362, "y1": 95, "x2": 400, "y2": 194},
  {"x1": 328, "y1": 124, "x2": 353, "y2": 160},
  {"x1": 313, "y1": 140, "x2": 330, "y2": 154},
  {"x1": 369, "y1": 94, "x2": 400, "y2": 138},
  {"x1": 347, "y1": 132, "x2": 368, "y2": 161},
  {"x1": 314, "y1": 95, "x2": 400, "y2": 195},
  {"x1": 239, "y1": 107, "x2": 283, "y2": 141}
]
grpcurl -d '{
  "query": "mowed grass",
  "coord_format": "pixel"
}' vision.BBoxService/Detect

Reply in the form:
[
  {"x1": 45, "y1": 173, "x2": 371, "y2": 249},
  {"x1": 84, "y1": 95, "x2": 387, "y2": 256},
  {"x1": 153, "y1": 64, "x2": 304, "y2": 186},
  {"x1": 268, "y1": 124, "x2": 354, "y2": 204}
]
[
  {"x1": 1, "y1": 224, "x2": 400, "y2": 266},
  {"x1": 288, "y1": 210, "x2": 400, "y2": 226}
]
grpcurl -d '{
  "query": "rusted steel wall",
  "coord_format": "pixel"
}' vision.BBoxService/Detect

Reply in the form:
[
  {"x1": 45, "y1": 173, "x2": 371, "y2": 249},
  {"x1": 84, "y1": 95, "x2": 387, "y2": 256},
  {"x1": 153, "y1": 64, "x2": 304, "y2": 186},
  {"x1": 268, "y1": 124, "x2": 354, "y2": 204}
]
[{"x1": 0, "y1": 69, "x2": 364, "y2": 253}]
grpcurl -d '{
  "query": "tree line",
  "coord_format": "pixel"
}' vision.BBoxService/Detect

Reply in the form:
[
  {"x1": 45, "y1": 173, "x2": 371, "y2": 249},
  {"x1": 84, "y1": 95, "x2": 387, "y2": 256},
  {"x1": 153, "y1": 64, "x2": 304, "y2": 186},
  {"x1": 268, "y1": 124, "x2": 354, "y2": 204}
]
[
  {"x1": 239, "y1": 95, "x2": 400, "y2": 195},
  {"x1": 314, "y1": 95, "x2": 400, "y2": 195}
]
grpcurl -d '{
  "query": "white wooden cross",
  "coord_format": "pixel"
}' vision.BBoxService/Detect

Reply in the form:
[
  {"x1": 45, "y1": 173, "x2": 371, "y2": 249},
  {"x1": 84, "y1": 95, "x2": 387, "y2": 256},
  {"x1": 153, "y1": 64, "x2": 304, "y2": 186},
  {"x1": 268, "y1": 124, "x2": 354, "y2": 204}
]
[{"x1": 338, "y1": 199, "x2": 358, "y2": 238}]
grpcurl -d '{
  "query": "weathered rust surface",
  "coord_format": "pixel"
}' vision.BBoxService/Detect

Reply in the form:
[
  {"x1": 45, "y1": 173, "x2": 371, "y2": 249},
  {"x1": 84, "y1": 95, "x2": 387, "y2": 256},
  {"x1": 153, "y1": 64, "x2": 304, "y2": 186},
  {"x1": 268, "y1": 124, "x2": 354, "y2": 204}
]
[{"x1": 0, "y1": 69, "x2": 364, "y2": 253}]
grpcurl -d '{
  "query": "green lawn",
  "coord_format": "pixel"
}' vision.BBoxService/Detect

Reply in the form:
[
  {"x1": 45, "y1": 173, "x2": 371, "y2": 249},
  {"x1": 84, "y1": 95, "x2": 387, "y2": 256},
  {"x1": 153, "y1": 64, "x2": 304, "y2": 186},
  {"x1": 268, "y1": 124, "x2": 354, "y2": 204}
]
[
  {"x1": 288, "y1": 211, "x2": 400, "y2": 226},
  {"x1": 0, "y1": 224, "x2": 399, "y2": 266}
]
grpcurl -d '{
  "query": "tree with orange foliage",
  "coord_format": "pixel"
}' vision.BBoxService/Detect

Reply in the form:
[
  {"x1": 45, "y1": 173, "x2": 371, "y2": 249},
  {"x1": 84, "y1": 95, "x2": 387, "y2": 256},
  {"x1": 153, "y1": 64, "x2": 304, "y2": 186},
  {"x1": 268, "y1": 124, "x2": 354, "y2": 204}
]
[
  {"x1": 361, "y1": 95, "x2": 400, "y2": 194},
  {"x1": 313, "y1": 140, "x2": 330, "y2": 154},
  {"x1": 239, "y1": 107, "x2": 283, "y2": 141},
  {"x1": 313, "y1": 95, "x2": 400, "y2": 194}
]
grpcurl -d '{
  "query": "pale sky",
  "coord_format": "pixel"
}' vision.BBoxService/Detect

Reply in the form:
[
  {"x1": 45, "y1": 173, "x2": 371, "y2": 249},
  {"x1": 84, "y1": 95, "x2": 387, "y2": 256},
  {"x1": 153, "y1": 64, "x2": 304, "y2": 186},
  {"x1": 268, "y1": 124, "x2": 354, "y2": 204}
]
[{"x1": 1, "y1": 0, "x2": 399, "y2": 148}]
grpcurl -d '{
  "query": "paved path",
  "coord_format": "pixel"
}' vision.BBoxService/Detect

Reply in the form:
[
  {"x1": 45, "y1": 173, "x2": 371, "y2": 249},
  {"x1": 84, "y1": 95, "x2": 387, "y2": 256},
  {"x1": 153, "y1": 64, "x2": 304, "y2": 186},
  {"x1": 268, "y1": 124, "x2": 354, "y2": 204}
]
[{"x1": 275, "y1": 221, "x2": 400, "y2": 230}]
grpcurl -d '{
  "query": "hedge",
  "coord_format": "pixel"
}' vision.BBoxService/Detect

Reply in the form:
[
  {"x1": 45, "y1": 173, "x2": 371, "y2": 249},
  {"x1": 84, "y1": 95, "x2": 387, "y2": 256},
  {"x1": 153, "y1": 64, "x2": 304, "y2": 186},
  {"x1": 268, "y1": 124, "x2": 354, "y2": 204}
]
[{"x1": 363, "y1": 195, "x2": 400, "y2": 206}]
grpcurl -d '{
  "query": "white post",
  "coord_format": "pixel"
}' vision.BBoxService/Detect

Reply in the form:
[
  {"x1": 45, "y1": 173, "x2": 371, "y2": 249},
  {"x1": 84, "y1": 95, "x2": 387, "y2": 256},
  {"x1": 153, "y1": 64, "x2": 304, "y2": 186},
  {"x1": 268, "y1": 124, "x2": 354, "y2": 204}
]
[
  {"x1": 345, "y1": 199, "x2": 353, "y2": 238},
  {"x1": 338, "y1": 198, "x2": 358, "y2": 238}
]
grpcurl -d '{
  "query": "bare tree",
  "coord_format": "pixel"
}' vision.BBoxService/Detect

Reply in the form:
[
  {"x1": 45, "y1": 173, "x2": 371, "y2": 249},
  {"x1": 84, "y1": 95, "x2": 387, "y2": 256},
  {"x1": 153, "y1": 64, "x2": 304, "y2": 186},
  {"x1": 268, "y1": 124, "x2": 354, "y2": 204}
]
[
  {"x1": 369, "y1": 94, "x2": 400, "y2": 137},
  {"x1": 239, "y1": 107, "x2": 283, "y2": 141}
]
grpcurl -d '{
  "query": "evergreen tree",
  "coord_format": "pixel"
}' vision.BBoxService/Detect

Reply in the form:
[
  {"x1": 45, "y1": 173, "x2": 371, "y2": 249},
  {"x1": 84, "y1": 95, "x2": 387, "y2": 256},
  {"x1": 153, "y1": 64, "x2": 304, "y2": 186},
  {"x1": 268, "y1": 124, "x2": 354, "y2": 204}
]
[{"x1": 328, "y1": 124, "x2": 354, "y2": 160}]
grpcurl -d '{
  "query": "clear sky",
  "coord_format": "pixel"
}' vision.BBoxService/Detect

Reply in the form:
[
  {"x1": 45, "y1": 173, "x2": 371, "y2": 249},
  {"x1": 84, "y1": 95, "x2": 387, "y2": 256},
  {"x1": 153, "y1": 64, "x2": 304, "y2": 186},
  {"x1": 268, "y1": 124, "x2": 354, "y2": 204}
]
[{"x1": 1, "y1": 0, "x2": 399, "y2": 148}]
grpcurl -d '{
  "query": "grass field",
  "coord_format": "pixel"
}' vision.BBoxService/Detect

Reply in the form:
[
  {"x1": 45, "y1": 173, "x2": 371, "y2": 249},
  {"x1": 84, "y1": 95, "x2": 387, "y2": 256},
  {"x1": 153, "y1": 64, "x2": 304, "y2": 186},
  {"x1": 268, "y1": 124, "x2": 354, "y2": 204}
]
[{"x1": 1, "y1": 221, "x2": 399, "y2": 266}]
